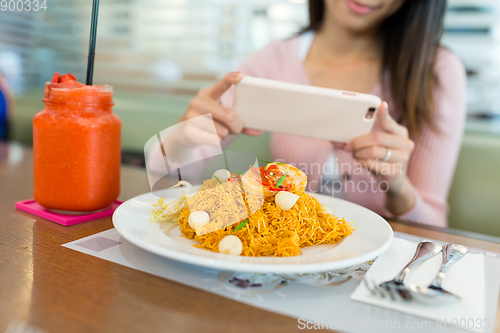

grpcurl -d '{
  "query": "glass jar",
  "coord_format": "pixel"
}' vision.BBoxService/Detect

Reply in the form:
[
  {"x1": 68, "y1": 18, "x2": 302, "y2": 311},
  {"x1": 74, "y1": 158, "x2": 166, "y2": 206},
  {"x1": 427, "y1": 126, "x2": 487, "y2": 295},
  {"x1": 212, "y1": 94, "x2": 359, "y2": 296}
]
[{"x1": 33, "y1": 78, "x2": 121, "y2": 212}]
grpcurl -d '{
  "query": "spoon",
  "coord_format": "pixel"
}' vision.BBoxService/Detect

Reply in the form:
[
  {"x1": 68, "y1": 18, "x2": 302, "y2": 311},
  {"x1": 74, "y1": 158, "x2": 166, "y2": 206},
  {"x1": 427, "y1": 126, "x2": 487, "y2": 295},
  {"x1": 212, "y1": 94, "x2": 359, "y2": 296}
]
[{"x1": 408, "y1": 243, "x2": 468, "y2": 305}]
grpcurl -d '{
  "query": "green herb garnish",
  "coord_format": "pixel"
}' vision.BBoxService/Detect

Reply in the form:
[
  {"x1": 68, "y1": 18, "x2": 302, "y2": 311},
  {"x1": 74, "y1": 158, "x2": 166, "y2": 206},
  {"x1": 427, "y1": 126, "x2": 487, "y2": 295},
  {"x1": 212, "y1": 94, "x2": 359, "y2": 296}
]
[
  {"x1": 232, "y1": 218, "x2": 249, "y2": 232},
  {"x1": 260, "y1": 160, "x2": 286, "y2": 165},
  {"x1": 275, "y1": 172, "x2": 288, "y2": 187},
  {"x1": 213, "y1": 175, "x2": 223, "y2": 184}
]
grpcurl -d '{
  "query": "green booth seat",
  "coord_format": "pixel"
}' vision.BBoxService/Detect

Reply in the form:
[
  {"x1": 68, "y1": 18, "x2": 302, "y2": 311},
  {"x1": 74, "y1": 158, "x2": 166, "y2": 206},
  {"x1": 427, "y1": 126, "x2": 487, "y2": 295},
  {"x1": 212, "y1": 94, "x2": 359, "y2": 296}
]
[{"x1": 448, "y1": 133, "x2": 500, "y2": 237}]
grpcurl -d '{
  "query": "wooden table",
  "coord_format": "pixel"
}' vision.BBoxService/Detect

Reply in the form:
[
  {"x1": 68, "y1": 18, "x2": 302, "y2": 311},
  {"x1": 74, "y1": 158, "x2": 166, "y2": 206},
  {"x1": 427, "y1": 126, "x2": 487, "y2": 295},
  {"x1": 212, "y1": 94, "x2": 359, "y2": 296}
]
[{"x1": 1, "y1": 142, "x2": 499, "y2": 333}]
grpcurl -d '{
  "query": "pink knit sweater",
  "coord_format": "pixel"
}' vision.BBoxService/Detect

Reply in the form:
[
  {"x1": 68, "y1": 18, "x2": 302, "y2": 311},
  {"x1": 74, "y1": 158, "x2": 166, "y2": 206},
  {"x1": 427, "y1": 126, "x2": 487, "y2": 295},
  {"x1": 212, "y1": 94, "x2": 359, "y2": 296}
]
[{"x1": 216, "y1": 35, "x2": 467, "y2": 227}]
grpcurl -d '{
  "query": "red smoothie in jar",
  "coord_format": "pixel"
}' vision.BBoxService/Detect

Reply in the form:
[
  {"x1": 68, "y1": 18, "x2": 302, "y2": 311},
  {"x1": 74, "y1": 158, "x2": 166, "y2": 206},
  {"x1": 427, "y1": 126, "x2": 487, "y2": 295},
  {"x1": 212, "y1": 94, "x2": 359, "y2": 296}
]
[{"x1": 33, "y1": 73, "x2": 121, "y2": 212}]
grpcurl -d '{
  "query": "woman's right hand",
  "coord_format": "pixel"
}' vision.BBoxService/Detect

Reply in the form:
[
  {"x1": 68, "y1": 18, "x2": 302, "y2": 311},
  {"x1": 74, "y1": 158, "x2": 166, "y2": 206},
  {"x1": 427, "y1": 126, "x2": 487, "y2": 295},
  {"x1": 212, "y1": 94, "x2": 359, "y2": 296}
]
[{"x1": 177, "y1": 72, "x2": 262, "y2": 148}]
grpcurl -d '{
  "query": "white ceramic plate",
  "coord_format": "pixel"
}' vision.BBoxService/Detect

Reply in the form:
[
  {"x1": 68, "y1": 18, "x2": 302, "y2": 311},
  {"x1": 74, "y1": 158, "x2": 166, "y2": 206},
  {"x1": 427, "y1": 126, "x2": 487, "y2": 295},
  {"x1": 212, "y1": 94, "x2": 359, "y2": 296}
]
[{"x1": 112, "y1": 188, "x2": 393, "y2": 273}]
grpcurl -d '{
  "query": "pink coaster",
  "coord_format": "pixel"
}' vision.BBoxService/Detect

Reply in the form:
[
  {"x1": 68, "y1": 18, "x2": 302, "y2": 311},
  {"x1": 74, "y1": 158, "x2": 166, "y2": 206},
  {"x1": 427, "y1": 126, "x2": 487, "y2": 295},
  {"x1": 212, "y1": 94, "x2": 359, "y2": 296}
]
[{"x1": 15, "y1": 199, "x2": 123, "y2": 226}]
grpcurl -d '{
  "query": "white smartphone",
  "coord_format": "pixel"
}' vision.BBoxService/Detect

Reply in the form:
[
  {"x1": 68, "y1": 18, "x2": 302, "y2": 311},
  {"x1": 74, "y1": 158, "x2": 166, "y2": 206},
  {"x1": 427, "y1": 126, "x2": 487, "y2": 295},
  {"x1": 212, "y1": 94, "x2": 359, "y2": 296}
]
[{"x1": 234, "y1": 76, "x2": 382, "y2": 143}]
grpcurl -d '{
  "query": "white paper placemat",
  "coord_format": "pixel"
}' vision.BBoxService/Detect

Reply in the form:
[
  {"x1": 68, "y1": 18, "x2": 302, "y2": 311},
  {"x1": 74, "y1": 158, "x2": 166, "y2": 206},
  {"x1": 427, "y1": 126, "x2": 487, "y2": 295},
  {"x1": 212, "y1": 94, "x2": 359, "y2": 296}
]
[{"x1": 62, "y1": 229, "x2": 500, "y2": 333}]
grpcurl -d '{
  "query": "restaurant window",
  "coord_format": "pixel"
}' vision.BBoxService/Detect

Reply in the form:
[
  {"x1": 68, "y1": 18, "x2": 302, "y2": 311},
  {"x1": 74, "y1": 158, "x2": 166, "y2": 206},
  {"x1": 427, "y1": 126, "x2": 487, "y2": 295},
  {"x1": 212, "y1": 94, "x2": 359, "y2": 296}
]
[{"x1": 0, "y1": 0, "x2": 308, "y2": 96}]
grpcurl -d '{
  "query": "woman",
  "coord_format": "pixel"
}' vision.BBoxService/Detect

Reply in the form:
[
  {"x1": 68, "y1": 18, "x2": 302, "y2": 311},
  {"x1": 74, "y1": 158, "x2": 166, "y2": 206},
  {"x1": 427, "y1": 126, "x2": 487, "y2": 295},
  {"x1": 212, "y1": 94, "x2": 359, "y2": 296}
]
[{"x1": 170, "y1": 0, "x2": 466, "y2": 227}]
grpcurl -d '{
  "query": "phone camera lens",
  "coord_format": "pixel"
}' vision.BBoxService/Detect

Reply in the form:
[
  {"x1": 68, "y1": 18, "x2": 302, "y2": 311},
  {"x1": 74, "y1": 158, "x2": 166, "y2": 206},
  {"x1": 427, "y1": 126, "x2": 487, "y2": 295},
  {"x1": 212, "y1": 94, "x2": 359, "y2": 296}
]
[{"x1": 369, "y1": 107, "x2": 376, "y2": 112}]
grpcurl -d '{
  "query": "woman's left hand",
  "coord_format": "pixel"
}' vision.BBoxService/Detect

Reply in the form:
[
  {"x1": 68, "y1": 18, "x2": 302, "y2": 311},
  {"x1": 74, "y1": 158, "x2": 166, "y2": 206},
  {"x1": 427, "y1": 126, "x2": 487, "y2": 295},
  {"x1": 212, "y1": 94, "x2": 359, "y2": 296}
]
[{"x1": 346, "y1": 101, "x2": 415, "y2": 195}]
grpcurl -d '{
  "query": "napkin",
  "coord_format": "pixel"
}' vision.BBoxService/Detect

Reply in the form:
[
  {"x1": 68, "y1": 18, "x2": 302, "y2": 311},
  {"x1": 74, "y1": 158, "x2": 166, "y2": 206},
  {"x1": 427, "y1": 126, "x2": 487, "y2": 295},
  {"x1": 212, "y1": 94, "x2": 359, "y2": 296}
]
[{"x1": 351, "y1": 238, "x2": 485, "y2": 332}]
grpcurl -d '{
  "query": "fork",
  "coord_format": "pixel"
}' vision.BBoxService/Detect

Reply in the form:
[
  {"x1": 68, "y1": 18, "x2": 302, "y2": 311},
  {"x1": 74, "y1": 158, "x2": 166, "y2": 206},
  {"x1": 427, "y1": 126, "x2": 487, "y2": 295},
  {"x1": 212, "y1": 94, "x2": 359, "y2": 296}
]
[{"x1": 364, "y1": 241, "x2": 443, "y2": 301}]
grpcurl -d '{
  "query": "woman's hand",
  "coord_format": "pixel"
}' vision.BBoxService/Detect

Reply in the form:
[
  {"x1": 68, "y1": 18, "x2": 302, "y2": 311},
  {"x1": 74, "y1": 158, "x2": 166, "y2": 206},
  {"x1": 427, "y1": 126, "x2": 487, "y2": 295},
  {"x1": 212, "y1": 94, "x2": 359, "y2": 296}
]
[
  {"x1": 346, "y1": 102, "x2": 416, "y2": 215},
  {"x1": 162, "y1": 72, "x2": 262, "y2": 163},
  {"x1": 177, "y1": 72, "x2": 262, "y2": 147}
]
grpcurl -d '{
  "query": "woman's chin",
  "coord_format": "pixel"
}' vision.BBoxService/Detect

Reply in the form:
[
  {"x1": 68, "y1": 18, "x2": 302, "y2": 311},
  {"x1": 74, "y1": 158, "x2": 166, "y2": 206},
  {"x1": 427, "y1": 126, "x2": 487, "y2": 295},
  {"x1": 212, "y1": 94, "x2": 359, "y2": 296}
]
[{"x1": 339, "y1": 17, "x2": 381, "y2": 35}]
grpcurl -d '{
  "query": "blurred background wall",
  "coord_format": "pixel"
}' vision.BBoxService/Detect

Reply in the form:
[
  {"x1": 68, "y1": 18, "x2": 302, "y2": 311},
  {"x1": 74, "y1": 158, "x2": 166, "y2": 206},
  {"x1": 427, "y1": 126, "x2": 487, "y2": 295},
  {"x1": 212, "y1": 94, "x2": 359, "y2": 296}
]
[
  {"x1": 0, "y1": 0, "x2": 499, "y2": 235},
  {"x1": 0, "y1": 0, "x2": 311, "y2": 158}
]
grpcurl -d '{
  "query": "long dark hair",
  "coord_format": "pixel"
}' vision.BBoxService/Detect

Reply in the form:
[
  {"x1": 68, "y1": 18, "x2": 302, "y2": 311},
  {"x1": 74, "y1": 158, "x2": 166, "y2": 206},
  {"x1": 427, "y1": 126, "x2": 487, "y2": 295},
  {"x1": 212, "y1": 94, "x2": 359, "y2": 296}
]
[{"x1": 306, "y1": 0, "x2": 447, "y2": 136}]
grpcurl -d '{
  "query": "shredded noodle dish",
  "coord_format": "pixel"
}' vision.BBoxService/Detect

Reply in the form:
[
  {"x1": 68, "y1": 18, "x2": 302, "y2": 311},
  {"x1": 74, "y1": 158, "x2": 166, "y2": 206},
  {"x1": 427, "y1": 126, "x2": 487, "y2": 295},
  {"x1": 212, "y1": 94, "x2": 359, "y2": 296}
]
[{"x1": 151, "y1": 162, "x2": 354, "y2": 257}]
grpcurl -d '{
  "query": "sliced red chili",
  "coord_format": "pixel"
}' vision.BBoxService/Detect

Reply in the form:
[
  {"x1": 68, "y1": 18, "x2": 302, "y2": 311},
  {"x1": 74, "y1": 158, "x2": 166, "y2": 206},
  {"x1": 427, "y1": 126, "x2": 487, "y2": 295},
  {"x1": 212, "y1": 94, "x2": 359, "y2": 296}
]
[
  {"x1": 257, "y1": 166, "x2": 271, "y2": 186},
  {"x1": 259, "y1": 166, "x2": 265, "y2": 177},
  {"x1": 265, "y1": 164, "x2": 279, "y2": 175},
  {"x1": 264, "y1": 165, "x2": 278, "y2": 187},
  {"x1": 269, "y1": 186, "x2": 287, "y2": 192}
]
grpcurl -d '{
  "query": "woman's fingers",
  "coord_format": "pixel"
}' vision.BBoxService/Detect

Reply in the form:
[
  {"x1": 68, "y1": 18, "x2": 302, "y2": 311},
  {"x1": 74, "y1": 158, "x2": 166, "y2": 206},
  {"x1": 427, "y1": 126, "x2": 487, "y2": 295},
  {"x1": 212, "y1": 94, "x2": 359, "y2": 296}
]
[
  {"x1": 349, "y1": 131, "x2": 412, "y2": 152},
  {"x1": 354, "y1": 146, "x2": 388, "y2": 160},
  {"x1": 377, "y1": 102, "x2": 408, "y2": 137},
  {"x1": 189, "y1": 97, "x2": 243, "y2": 134},
  {"x1": 182, "y1": 71, "x2": 262, "y2": 144},
  {"x1": 353, "y1": 146, "x2": 405, "y2": 163},
  {"x1": 243, "y1": 128, "x2": 264, "y2": 136},
  {"x1": 331, "y1": 142, "x2": 347, "y2": 149},
  {"x1": 183, "y1": 122, "x2": 221, "y2": 147},
  {"x1": 345, "y1": 102, "x2": 414, "y2": 192},
  {"x1": 175, "y1": 115, "x2": 224, "y2": 146},
  {"x1": 204, "y1": 72, "x2": 243, "y2": 100},
  {"x1": 347, "y1": 102, "x2": 412, "y2": 152},
  {"x1": 213, "y1": 120, "x2": 230, "y2": 139}
]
